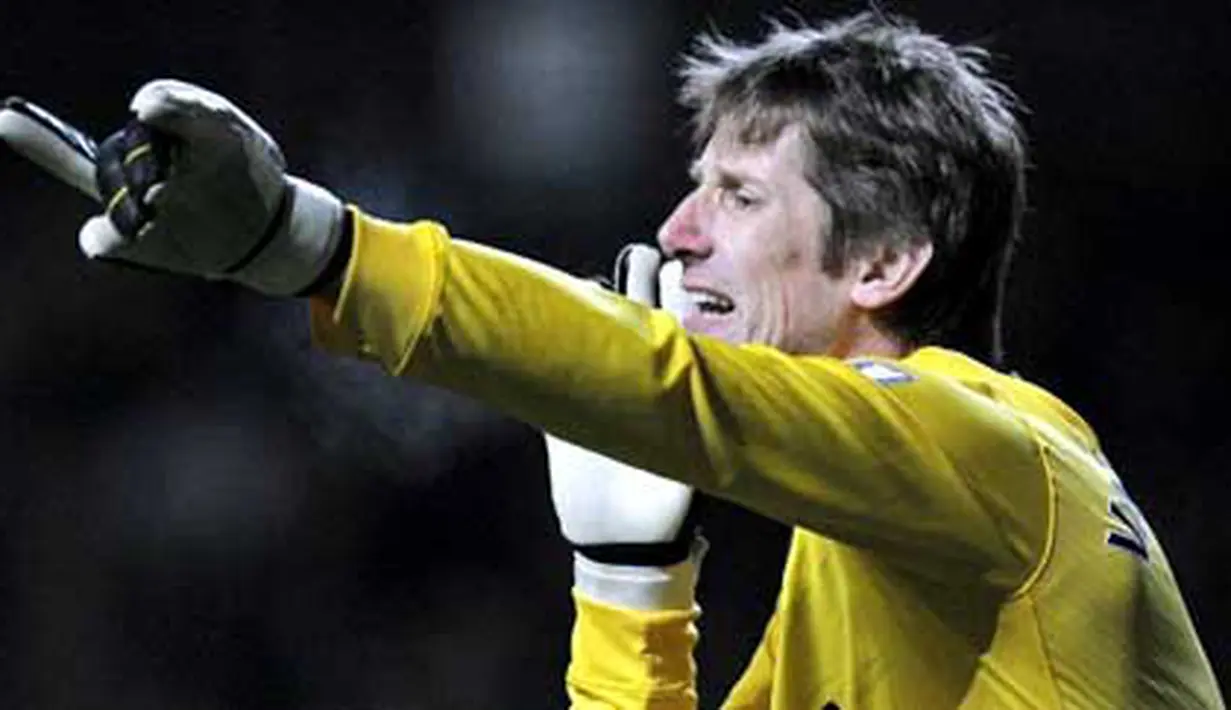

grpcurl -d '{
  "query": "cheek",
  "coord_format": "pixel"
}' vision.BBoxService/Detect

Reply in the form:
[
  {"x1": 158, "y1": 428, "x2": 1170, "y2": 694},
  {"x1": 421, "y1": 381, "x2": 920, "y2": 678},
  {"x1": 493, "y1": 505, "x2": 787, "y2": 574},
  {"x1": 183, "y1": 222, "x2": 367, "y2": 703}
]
[
  {"x1": 739, "y1": 271, "x2": 792, "y2": 343},
  {"x1": 725, "y1": 218, "x2": 807, "y2": 337},
  {"x1": 769, "y1": 261, "x2": 842, "y2": 350},
  {"x1": 730, "y1": 216, "x2": 804, "y2": 279}
]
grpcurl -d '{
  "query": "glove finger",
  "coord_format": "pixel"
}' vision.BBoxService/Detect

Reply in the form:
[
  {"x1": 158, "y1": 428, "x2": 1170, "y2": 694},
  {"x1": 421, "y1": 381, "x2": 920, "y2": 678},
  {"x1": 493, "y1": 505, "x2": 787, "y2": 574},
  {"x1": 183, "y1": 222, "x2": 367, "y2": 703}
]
[
  {"x1": 614, "y1": 243, "x2": 661, "y2": 305},
  {"x1": 0, "y1": 97, "x2": 101, "y2": 200},
  {"x1": 118, "y1": 123, "x2": 173, "y2": 207},
  {"x1": 96, "y1": 125, "x2": 153, "y2": 240},
  {"x1": 78, "y1": 214, "x2": 129, "y2": 258},
  {"x1": 143, "y1": 181, "x2": 166, "y2": 207},
  {"x1": 658, "y1": 259, "x2": 688, "y2": 321}
]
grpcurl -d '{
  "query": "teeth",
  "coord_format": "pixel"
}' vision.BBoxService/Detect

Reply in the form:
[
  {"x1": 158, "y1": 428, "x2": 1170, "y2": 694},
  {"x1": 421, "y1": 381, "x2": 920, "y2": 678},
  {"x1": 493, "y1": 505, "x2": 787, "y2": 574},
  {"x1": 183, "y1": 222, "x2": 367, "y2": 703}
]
[{"x1": 687, "y1": 290, "x2": 734, "y2": 314}]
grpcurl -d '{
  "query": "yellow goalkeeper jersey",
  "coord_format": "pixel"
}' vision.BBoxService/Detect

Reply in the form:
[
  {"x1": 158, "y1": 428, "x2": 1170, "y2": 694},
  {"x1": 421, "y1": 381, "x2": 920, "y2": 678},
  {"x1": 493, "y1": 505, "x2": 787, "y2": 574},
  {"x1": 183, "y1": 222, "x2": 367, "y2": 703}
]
[{"x1": 311, "y1": 211, "x2": 1224, "y2": 710}]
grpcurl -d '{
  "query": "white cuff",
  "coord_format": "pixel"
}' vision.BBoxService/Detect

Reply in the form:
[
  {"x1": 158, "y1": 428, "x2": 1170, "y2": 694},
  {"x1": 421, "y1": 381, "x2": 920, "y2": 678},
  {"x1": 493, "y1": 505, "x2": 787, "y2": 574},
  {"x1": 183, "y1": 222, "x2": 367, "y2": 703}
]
[
  {"x1": 233, "y1": 175, "x2": 344, "y2": 296},
  {"x1": 572, "y1": 537, "x2": 707, "y2": 611}
]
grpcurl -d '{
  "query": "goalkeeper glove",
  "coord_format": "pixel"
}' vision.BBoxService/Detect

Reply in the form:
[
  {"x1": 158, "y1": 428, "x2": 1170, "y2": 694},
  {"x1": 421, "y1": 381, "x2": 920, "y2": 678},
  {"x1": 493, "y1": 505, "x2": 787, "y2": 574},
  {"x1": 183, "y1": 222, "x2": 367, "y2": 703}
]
[
  {"x1": 77, "y1": 79, "x2": 347, "y2": 296},
  {"x1": 545, "y1": 245, "x2": 703, "y2": 611}
]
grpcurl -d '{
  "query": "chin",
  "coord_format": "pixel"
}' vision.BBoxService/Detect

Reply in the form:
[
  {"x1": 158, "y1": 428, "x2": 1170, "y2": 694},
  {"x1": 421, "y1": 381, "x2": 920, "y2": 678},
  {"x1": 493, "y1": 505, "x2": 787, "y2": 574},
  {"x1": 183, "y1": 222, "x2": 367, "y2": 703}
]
[{"x1": 682, "y1": 312, "x2": 743, "y2": 343}]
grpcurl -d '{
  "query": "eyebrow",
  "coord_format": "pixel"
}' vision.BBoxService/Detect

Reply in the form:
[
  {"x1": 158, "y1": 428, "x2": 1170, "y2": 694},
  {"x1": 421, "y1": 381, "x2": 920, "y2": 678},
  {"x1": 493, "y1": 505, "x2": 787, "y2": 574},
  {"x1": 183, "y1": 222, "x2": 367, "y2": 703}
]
[{"x1": 688, "y1": 160, "x2": 766, "y2": 191}]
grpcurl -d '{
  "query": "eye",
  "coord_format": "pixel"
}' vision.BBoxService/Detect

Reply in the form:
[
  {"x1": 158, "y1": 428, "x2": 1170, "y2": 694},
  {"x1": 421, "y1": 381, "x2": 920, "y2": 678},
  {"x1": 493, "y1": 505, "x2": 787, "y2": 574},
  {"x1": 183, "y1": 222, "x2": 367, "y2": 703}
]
[{"x1": 720, "y1": 187, "x2": 761, "y2": 211}]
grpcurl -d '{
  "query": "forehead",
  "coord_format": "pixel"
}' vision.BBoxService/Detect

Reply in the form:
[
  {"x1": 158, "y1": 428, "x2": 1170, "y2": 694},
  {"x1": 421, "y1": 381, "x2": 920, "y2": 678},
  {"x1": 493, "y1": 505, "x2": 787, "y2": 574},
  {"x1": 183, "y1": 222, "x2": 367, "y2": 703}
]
[{"x1": 694, "y1": 118, "x2": 812, "y2": 184}]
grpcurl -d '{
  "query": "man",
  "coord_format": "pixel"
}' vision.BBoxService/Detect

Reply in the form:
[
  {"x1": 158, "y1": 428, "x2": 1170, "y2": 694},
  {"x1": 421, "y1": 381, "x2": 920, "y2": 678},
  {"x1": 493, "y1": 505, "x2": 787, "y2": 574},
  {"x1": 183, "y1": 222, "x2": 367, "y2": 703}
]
[{"x1": 14, "y1": 10, "x2": 1222, "y2": 710}]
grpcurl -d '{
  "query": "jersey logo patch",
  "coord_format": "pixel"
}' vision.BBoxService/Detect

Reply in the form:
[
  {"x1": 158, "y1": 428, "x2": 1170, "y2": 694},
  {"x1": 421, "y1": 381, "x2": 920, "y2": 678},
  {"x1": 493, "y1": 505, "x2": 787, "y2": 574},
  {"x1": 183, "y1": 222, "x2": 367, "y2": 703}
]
[{"x1": 850, "y1": 360, "x2": 916, "y2": 385}]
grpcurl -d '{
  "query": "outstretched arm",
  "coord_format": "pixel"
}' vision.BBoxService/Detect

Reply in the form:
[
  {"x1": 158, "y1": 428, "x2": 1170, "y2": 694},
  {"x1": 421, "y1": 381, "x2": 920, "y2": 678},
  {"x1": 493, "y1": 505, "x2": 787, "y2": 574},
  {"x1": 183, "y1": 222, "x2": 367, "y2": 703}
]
[
  {"x1": 46, "y1": 79, "x2": 1040, "y2": 590},
  {"x1": 314, "y1": 212, "x2": 1038, "y2": 588}
]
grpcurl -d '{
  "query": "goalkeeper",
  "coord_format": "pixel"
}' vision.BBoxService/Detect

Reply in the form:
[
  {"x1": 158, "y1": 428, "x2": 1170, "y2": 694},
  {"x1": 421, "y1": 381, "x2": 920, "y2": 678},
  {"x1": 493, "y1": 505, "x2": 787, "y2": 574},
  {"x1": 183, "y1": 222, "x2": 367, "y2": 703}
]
[{"x1": 6, "y1": 10, "x2": 1224, "y2": 710}]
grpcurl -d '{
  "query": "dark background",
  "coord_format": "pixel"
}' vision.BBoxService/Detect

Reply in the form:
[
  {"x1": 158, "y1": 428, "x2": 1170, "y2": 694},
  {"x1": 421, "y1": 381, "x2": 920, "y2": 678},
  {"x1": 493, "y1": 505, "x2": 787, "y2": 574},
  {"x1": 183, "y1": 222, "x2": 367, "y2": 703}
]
[{"x1": 1, "y1": 1, "x2": 1227, "y2": 707}]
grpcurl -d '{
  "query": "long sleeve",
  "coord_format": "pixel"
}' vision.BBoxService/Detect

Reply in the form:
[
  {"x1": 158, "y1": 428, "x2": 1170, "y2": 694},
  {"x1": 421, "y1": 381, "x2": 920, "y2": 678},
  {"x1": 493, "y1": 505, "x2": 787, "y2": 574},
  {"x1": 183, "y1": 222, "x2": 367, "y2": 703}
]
[
  {"x1": 311, "y1": 210, "x2": 1047, "y2": 590},
  {"x1": 567, "y1": 591, "x2": 700, "y2": 709}
]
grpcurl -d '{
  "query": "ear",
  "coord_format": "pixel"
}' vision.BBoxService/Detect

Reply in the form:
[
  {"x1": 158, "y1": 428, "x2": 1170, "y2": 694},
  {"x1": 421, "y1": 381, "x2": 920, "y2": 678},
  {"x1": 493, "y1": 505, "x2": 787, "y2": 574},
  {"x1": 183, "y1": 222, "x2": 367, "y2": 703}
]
[{"x1": 848, "y1": 239, "x2": 934, "y2": 311}]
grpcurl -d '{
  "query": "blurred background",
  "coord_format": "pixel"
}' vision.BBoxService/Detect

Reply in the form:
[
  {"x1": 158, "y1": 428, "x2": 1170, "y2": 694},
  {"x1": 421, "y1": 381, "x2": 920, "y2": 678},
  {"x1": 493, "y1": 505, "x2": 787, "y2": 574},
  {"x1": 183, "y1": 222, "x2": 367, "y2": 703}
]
[{"x1": 0, "y1": 0, "x2": 1227, "y2": 707}]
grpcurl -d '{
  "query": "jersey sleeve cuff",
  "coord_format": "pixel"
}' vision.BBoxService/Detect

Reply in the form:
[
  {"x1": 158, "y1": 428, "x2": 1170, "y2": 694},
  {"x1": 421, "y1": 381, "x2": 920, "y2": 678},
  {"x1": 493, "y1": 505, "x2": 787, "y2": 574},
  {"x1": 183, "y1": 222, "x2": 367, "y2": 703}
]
[{"x1": 307, "y1": 208, "x2": 448, "y2": 370}]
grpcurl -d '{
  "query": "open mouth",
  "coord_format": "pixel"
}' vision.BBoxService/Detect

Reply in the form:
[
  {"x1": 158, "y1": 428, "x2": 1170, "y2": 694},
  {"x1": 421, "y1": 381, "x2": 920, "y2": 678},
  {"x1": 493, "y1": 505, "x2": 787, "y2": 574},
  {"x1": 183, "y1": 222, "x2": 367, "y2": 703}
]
[{"x1": 686, "y1": 288, "x2": 735, "y2": 315}]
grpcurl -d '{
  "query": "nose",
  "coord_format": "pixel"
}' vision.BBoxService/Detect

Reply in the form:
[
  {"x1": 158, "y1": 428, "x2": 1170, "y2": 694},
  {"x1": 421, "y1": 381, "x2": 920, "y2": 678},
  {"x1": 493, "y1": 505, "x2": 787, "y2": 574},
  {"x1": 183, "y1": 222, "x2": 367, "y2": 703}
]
[{"x1": 657, "y1": 190, "x2": 712, "y2": 263}]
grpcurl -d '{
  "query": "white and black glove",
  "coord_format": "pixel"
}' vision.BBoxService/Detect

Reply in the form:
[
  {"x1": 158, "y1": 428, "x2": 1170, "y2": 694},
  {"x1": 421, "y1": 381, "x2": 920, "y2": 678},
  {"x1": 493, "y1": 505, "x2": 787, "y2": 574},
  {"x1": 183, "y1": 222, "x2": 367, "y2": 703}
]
[
  {"x1": 1, "y1": 81, "x2": 348, "y2": 296},
  {"x1": 86, "y1": 80, "x2": 345, "y2": 295},
  {"x1": 546, "y1": 245, "x2": 704, "y2": 611}
]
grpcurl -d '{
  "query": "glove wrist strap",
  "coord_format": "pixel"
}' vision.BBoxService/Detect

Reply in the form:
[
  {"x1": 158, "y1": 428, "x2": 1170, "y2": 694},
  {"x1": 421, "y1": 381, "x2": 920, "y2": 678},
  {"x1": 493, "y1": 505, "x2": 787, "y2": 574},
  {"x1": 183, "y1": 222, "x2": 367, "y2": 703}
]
[
  {"x1": 573, "y1": 536, "x2": 707, "y2": 611},
  {"x1": 231, "y1": 175, "x2": 344, "y2": 296},
  {"x1": 574, "y1": 536, "x2": 696, "y2": 567}
]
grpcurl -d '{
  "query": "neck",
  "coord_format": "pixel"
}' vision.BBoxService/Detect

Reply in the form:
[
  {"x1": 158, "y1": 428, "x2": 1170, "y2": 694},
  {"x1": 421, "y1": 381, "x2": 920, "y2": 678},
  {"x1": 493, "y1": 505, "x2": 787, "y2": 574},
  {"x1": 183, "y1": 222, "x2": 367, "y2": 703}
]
[{"x1": 828, "y1": 314, "x2": 915, "y2": 361}]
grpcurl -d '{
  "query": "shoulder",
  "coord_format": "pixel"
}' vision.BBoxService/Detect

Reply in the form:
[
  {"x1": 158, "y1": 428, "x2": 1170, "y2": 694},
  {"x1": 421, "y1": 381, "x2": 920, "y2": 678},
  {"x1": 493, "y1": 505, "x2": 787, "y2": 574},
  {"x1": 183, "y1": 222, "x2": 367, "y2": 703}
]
[{"x1": 899, "y1": 347, "x2": 1101, "y2": 453}]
